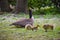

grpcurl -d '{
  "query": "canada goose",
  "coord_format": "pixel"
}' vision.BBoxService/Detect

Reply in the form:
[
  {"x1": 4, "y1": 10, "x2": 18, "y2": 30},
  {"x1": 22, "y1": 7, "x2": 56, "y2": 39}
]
[
  {"x1": 43, "y1": 24, "x2": 54, "y2": 32},
  {"x1": 25, "y1": 24, "x2": 40, "y2": 31},
  {"x1": 10, "y1": 8, "x2": 34, "y2": 28}
]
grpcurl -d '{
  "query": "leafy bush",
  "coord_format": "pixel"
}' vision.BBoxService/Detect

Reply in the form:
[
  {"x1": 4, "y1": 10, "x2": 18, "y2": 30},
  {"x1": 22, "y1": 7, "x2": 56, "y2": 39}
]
[
  {"x1": 32, "y1": 6, "x2": 56, "y2": 15},
  {"x1": 28, "y1": 0, "x2": 58, "y2": 15},
  {"x1": 9, "y1": 0, "x2": 59, "y2": 15},
  {"x1": 8, "y1": 0, "x2": 16, "y2": 5},
  {"x1": 28, "y1": 0, "x2": 52, "y2": 8}
]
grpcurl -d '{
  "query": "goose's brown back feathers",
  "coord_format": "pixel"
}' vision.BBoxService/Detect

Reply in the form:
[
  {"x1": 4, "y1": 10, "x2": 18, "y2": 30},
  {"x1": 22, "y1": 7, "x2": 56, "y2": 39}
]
[{"x1": 11, "y1": 18, "x2": 34, "y2": 27}]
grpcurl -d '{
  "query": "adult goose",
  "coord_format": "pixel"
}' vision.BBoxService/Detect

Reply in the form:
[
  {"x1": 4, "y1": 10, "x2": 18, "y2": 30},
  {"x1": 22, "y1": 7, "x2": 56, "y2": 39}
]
[{"x1": 10, "y1": 9, "x2": 34, "y2": 28}]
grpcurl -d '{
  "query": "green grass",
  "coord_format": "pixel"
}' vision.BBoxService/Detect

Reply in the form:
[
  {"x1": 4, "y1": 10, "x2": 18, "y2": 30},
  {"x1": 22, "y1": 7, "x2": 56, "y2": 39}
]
[{"x1": 0, "y1": 13, "x2": 60, "y2": 40}]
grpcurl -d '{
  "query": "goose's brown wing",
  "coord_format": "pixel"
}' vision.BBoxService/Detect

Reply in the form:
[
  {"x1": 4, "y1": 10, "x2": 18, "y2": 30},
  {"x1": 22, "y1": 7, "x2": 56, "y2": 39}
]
[{"x1": 12, "y1": 19, "x2": 33, "y2": 27}]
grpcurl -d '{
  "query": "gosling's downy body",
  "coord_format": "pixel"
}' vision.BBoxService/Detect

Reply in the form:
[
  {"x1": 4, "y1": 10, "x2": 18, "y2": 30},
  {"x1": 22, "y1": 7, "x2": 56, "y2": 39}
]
[
  {"x1": 43, "y1": 24, "x2": 54, "y2": 32},
  {"x1": 25, "y1": 24, "x2": 39, "y2": 31}
]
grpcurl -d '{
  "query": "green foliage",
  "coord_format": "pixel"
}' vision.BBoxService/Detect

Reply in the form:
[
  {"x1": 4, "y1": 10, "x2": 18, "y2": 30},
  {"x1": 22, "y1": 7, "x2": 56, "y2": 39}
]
[
  {"x1": 8, "y1": 0, "x2": 60, "y2": 15},
  {"x1": 33, "y1": 6, "x2": 56, "y2": 15},
  {"x1": 28, "y1": 0, "x2": 59, "y2": 15},
  {"x1": 8, "y1": 0, "x2": 16, "y2": 5},
  {"x1": 28, "y1": 0, "x2": 52, "y2": 8}
]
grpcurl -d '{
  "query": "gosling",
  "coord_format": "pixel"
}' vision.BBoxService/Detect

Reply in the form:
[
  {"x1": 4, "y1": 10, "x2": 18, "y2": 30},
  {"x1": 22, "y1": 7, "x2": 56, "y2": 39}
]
[
  {"x1": 43, "y1": 24, "x2": 54, "y2": 32},
  {"x1": 25, "y1": 24, "x2": 40, "y2": 31}
]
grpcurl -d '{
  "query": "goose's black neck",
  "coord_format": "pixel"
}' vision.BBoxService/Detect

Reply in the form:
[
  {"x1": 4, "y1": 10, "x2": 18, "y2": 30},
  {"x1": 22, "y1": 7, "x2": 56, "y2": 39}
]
[{"x1": 29, "y1": 9, "x2": 32, "y2": 19}]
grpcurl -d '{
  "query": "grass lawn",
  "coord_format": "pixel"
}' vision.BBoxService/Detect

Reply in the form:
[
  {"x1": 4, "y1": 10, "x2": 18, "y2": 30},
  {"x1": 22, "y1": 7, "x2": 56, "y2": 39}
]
[{"x1": 0, "y1": 13, "x2": 60, "y2": 40}]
